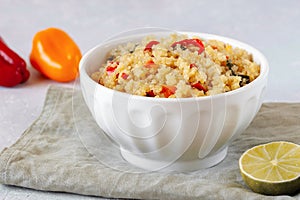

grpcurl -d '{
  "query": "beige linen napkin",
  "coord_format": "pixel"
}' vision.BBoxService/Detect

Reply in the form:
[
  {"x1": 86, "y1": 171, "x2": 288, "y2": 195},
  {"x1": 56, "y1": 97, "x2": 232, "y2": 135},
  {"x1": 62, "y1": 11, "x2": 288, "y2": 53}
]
[{"x1": 0, "y1": 85, "x2": 299, "y2": 200}]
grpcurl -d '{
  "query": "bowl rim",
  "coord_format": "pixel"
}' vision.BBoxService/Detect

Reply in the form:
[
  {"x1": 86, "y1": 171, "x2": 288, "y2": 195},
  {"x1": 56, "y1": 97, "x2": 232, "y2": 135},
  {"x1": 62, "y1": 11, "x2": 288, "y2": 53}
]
[{"x1": 79, "y1": 31, "x2": 269, "y2": 102}]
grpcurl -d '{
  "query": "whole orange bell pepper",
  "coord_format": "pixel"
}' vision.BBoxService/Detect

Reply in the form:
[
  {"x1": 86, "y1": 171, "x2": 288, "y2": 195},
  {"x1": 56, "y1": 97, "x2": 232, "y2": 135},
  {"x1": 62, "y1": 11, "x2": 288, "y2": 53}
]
[{"x1": 30, "y1": 28, "x2": 82, "y2": 82}]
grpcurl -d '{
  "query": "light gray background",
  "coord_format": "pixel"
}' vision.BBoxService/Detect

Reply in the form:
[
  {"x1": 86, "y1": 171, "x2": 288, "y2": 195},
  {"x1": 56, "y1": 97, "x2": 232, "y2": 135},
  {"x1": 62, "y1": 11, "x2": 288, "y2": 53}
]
[{"x1": 0, "y1": 0, "x2": 300, "y2": 199}]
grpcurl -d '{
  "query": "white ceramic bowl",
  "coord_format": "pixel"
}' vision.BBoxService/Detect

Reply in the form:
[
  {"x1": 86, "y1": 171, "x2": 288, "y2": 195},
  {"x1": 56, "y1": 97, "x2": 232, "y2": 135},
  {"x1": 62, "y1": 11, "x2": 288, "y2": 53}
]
[{"x1": 79, "y1": 30, "x2": 269, "y2": 172}]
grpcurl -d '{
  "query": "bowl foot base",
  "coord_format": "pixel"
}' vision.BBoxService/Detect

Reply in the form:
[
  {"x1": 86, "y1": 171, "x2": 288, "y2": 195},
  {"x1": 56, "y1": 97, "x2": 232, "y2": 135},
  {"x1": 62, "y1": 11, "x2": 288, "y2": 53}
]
[{"x1": 120, "y1": 147, "x2": 228, "y2": 172}]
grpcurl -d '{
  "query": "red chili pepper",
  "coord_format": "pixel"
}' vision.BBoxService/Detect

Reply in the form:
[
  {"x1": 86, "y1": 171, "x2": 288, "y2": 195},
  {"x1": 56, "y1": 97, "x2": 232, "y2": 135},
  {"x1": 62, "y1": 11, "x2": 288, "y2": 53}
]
[
  {"x1": 171, "y1": 38, "x2": 205, "y2": 54},
  {"x1": 144, "y1": 40, "x2": 159, "y2": 52},
  {"x1": 191, "y1": 82, "x2": 207, "y2": 92},
  {"x1": 0, "y1": 37, "x2": 30, "y2": 87},
  {"x1": 161, "y1": 85, "x2": 177, "y2": 98}
]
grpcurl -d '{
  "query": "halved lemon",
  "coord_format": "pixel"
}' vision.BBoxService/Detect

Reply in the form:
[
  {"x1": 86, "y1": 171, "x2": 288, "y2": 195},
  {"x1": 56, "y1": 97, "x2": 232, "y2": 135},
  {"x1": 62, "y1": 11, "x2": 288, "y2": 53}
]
[{"x1": 239, "y1": 141, "x2": 300, "y2": 195}]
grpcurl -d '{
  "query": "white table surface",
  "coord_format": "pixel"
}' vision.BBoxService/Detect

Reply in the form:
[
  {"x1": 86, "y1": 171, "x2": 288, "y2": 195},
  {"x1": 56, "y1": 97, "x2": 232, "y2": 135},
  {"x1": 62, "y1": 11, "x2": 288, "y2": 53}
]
[{"x1": 1, "y1": 0, "x2": 300, "y2": 199}]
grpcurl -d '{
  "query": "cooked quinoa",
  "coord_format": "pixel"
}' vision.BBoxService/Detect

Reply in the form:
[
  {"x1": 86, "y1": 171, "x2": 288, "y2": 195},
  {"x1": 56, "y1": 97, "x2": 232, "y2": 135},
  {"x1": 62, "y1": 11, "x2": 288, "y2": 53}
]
[{"x1": 91, "y1": 34, "x2": 260, "y2": 98}]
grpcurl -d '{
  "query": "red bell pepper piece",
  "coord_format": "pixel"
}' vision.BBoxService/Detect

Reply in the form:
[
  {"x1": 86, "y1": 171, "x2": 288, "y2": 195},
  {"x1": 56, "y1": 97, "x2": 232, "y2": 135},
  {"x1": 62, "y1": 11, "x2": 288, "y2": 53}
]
[
  {"x1": 144, "y1": 60, "x2": 157, "y2": 68},
  {"x1": 191, "y1": 82, "x2": 207, "y2": 92},
  {"x1": 144, "y1": 40, "x2": 159, "y2": 52},
  {"x1": 146, "y1": 90, "x2": 155, "y2": 97},
  {"x1": 0, "y1": 37, "x2": 30, "y2": 87},
  {"x1": 190, "y1": 63, "x2": 197, "y2": 68},
  {"x1": 211, "y1": 45, "x2": 218, "y2": 50},
  {"x1": 106, "y1": 61, "x2": 119, "y2": 75},
  {"x1": 120, "y1": 72, "x2": 129, "y2": 80},
  {"x1": 171, "y1": 38, "x2": 205, "y2": 54},
  {"x1": 106, "y1": 66, "x2": 117, "y2": 75},
  {"x1": 161, "y1": 85, "x2": 177, "y2": 98}
]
